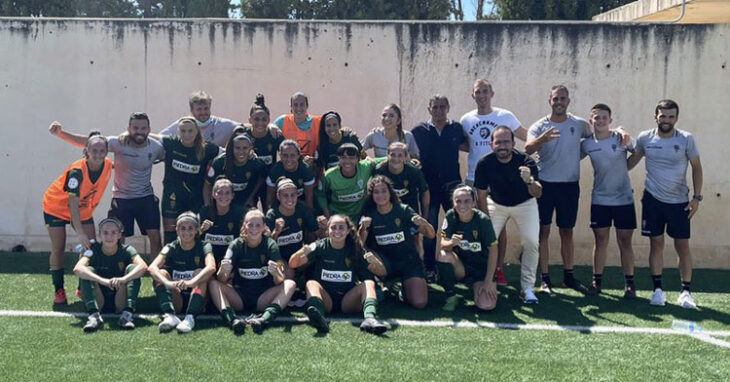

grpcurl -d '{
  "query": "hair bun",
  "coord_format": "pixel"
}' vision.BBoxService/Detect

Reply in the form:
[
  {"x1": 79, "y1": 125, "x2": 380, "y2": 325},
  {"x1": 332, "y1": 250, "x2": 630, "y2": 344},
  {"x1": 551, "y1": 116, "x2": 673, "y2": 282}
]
[{"x1": 255, "y1": 94, "x2": 265, "y2": 106}]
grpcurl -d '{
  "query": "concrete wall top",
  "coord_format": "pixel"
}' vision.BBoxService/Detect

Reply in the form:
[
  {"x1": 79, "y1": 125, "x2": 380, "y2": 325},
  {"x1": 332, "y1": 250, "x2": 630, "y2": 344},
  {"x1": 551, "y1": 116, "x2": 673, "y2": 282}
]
[{"x1": 1, "y1": 19, "x2": 728, "y2": 267}]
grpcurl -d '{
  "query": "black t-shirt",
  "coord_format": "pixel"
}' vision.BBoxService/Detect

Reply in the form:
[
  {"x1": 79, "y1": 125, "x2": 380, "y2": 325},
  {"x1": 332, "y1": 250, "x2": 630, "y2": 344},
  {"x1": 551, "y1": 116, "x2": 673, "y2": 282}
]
[{"x1": 473, "y1": 150, "x2": 538, "y2": 207}]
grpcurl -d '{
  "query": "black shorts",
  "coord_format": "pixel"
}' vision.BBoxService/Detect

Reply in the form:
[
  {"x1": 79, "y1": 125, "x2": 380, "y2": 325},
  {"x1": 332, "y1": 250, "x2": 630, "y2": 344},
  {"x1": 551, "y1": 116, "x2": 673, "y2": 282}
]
[
  {"x1": 43, "y1": 212, "x2": 94, "y2": 228},
  {"x1": 590, "y1": 203, "x2": 637, "y2": 230},
  {"x1": 641, "y1": 191, "x2": 690, "y2": 239},
  {"x1": 108, "y1": 195, "x2": 161, "y2": 236},
  {"x1": 463, "y1": 263, "x2": 487, "y2": 283},
  {"x1": 161, "y1": 186, "x2": 202, "y2": 219},
  {"x1": 538, "y1": 181, "x2": 580, "y2": 228},
  {"x1": 323, "y1": 288, "x2": 347, "y2": 313},
  {"x1": 381, "y1": 253, "x2": 425, "y2": 282},
  {"x1": 235, "y1": 283, "x2": 274, "y2": 312},
  {"x1": 98, "y1": 285, "x2": 118, "y2": 313}
]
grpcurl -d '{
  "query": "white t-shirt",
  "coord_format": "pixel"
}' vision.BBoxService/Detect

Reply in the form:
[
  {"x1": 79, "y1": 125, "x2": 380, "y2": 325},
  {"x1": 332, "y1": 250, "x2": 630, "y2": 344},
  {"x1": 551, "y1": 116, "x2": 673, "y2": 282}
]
[{"x1": 460, "y1": 107, "x2": 521, "y2": 182}]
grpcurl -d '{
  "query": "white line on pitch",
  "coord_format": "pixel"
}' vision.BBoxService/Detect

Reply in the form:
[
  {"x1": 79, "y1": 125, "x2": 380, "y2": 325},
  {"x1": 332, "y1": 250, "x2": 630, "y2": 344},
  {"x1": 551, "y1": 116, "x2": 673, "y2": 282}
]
[{"x1": 1, "y1": 309, "x2": 729, "y2": 342}]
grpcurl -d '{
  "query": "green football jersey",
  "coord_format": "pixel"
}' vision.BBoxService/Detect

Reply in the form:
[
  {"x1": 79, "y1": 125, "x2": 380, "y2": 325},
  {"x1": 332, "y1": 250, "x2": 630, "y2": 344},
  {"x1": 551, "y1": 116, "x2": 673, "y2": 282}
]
[
  {"x1": 244, "y1": 126, "x2": 284, "y2": 168},
  {"x1": 319, "y1": 134, "x2": 363, "y2": 170},
  {"x1": 317, "y1": 159, "x2": 378, "y2": 223},
  {"x1": 374, "y1": 162, "x2": 428, "y2": 213},
  {"x1": 306, "y1": 238, "x2": 373, "y2": 296},
  {"x1": 225, "y1": 237, "x2": 281, "y2": 291},
  {"x1": 161, "y1": 135, "x2": 219, "y2": 192},
  {"x1": 266, "y1": 161, "x2": 315, "y2": 203},
  {"x1": 207, "y1": 154, "x2": 267, "y2": 206},
  {"x1": 160, "y1": 239, "x2": 214, "y2": 279},
  {"x1": 87, "y1": 242, "x2": 139, "y2": 279},
  {"x1": 199, "y1": 204, "x2": 245, "y2": 263},
  {"x1": 265, "y1": 202, "x2": 319, "y2": 261},
  {"x1": 364, "y1": 203, "x2": 420, "y2": 263},
  {"x1": 441, "y1": 208, "x2": 497, "y2": 270}
]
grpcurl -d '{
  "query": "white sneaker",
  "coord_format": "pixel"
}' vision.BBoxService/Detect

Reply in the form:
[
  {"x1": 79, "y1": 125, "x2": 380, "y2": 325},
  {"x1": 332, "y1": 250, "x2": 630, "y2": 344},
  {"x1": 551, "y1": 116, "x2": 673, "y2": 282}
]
[
  {"x1": 118, "y1": 310, "x2": 135, "y2": 330},
  {"x1": 677, "y1": 290, "x2": 698, "y2": 310},
  {"x1": 158, "y1": 313, "x2": 181, "y2": 333},
  {"x1": 176, "y1": 315, "x2": 195, "y2": 333},
  {"x1": 521, "y1": 288, "x2": 539, "y2": 304},
  {"x1": 649, "y1": 288, "x2": 666, "y2": 306}
]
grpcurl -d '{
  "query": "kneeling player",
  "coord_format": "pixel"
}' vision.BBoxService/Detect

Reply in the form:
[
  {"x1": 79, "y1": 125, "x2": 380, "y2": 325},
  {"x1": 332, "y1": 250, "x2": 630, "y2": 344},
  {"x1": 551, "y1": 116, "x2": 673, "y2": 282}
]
[
  {"x1": 359, "y1": 176, "x2": 435, "y2": 309},
  {"x1": 289, "y1": 215, "x2": 387, "y2": 334},
  {"x1": 208, "y1": 209, "x2": 296, "y2": 335},
  {"x1": 437, "y1": 185, "x2": 498, "y2": 311},
  {"x1": 73, "y1": 218, "x2": 148, "y2": 332},
  {"x1": 148, "y1": 212, "x2": 216, "y2": 333}
]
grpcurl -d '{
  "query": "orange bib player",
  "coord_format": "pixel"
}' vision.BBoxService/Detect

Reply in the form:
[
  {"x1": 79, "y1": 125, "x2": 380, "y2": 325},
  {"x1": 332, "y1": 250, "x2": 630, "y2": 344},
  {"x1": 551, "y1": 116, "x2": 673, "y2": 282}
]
[
  {"x1": 42, "y1": 128, "x2": 113, "y2": 305},
  {"x1": 275, "y1": 92, "x2": 321, "y2": 159}
]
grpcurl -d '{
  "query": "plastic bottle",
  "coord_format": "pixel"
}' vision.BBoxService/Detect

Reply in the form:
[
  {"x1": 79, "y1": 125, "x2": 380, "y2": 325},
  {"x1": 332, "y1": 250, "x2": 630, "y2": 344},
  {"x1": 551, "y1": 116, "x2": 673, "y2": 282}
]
[
  {"x1": 74, "y1": 240, "x2": 95, "y2": 258},
  {"x1": 671, "y1": 319, "x2": 703, "y2": 334}
]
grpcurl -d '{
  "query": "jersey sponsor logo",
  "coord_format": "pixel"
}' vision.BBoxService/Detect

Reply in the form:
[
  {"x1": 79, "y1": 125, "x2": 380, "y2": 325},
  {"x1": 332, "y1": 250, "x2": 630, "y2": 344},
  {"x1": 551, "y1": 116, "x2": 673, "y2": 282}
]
[
  {"x1": 238, "y1": 266, "x2": 268, "y2": 280},
  {"x1": 321, "y1": 269, "x2": 352, "y2": 283},
  {"x1": 67, "y1": 178, "x2": 79, "y2": 190},
  {"x1": 204, "y1": 233, "x2": 234, "y2": 246},
  {"x1": 277, "y1": 230, "x2": 303, "y2": 246},
  {"x1": 375, "y1": 231, "x2": 405, "y2": 245},
  {"x1": 260, "y1": 155, "x2": 273, "y2": 165},
  {"x1": 337, "y1": 190, "x2": 364, "y2": 202},
  {"x1": 232, "y1": 182, "x2": 248, "y2": 191},
  {"x1": 394, "y1": 188, "x2": 409, "y2": 197},
  {"x1": 172, "y1": 270, "x2": 194, "y2": 281},
  {"x1": 172, "y1": 159, "x2": 201, "y2": 174},
  {"x1": 459, "y1": 240, "x2": 482, "y2": 252}
]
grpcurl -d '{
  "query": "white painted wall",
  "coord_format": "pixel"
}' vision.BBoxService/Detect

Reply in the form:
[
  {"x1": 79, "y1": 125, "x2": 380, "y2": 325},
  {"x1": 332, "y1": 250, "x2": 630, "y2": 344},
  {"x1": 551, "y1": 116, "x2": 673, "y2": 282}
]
[{"x1": 0, "y1": 19, "x2": 727, "y2": 267}]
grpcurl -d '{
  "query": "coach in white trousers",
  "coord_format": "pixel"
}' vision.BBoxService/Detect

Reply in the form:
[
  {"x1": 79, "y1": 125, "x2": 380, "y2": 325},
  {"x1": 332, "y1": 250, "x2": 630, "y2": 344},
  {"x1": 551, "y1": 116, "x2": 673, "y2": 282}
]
[{"x1": 474, "y1": 126, "x2": 542, "y2": 304}]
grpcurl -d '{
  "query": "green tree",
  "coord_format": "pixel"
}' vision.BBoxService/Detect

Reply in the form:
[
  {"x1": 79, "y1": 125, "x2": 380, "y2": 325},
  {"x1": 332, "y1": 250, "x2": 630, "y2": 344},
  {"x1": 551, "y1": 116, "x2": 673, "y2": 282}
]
[
  {"x1": 241, "y1": 0, "x2": 455, "y2": 20},
  {"x1": 491, "y1": 0, "x2": 635, "y2": 20}
]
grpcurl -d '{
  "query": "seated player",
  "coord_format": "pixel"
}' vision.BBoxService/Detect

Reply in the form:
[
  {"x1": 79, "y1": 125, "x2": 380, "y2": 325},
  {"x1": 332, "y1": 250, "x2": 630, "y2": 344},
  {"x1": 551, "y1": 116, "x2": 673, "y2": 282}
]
[
  {"x1": 437, "y1": 185, "x2": 498, "y2": 311},
  {"x1": 199, "y1": 178, "x2": 244, "y2": 265},
  {"x1": 358, "y1": 176, "x2": 435, "y2": 309},
  {"x1": 148, "y1": 212, "x2": 216, "y2": 333},
  {"x1": 73, "y1": 218, "x2": 148, "y2": 332},
  {"x1": 208, "y1": 210, "x2": 296, "y2": 335},
  {"x1": 289, "y1": 214, "x2": 388, "y2": 335}
]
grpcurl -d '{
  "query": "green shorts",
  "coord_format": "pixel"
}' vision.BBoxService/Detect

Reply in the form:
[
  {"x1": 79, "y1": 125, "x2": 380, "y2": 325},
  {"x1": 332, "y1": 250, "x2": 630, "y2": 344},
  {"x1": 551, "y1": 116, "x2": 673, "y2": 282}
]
[
  {"x1": 161, "y1": 186, "x2": 203, "y2": 219},
  {"x1": 43, "y1": 212, "x2": 94, "y2": 228}
]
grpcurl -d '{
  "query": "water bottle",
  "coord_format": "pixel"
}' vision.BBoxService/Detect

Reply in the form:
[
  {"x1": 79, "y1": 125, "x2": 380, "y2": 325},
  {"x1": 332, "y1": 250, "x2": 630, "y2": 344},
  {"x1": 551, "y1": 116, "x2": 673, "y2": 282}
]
[
  {"x1": 671, "y1": 319, "x2": 703, "y2": 334},
  {"x1": 75, "y1": 240, "x2": 94, "y2": 258}
]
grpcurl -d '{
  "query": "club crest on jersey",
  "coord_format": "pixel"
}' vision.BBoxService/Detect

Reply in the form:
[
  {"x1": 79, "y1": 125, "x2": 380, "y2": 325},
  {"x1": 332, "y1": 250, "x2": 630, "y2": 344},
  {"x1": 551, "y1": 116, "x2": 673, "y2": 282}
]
[
  {"x1": 267, "y1": 143, "x2": 273, "y2": 151},
  {"x1": 246, "y1": 171, "x2": 251, "y2": 179},
  {"x1": 674, "y1": 144, "x2": 680, "y2": 153},
  {"x1": 260, "y1": 254, "x2": 267, "y2": 263},
  {"x1": 228, "y1": 222, "x2": 234, "y2": 231},
  {"x1": 118, "y1": 262, "x2": 125, "y2": 272},
  {"x1": 395, "y1": 218, "x2": 401, "y2": 227},
  {"x1": 472, "y1": 230, "x2": 479, "y2": 239},
  {"x1": 345, "y1": 257, "x2": 352, "y2": 268},
  {"x1": 357, "y1": 179, "x2": 364, "y2": 188},
  {"x1": 297, "y1": 218, "x2": 302, "y2": 227},
  {"x1": 479, "y1": 127, "x2": 490, "y2": 139},
  {"x1": 194, "y1": 256, "x2": 201, "y2": 267}
]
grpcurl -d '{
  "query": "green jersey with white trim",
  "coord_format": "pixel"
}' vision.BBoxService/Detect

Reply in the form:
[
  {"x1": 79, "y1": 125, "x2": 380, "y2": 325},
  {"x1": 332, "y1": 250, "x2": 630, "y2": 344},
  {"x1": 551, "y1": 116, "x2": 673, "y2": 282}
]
[
  {"x1": 317, "y1": 159, "x2": 380, "y2": 223},
  {"x1": 161, "y1": 135, "x2": 219, "y2": 192},
  {"x1": 206, "y1": 154, "x2": 267, "y2": 206},
  {"x1": 160, "y1": 240, "x2": 214, "y2": 280},
  {"x1": 441, "y1": 208, "x2": 496, "y2": 270},
  {"x1": 225, "y1": 237, "x2": 281, "y2": 291},
  {"x1": 306, "y1": 238, "x2": 373, "y2": 296},
  {"x1": 265, "y1": 202, "x2": 319, "y2": 261},
  {"x1": 364, "y1": 203, "x2": 419, "y2": 263},
  {"x1": 374, "y1": 162, "x2": 428, "y2": 213},
  {"x1": 87, "y1": 242, "x2": 139, "y2": 279}
]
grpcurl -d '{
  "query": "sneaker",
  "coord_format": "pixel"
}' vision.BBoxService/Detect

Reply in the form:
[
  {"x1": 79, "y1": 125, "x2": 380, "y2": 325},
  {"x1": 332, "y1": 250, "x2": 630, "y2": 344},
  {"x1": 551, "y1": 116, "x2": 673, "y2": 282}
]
[
  {"x1": 54, "y1": 288, "x2": 68, "y2": 305},
  {"x1": 623, "y1": 285, "x2": 636, "y2": 299},
  {"x1": 442, "y1": 295, "x2": 461, "y2": 312},
  {"x1": 83, "y1": 312, "x2": 103, "y2": 333},
  {"x1": 562, "y1": 278, "x2": 588, "y2": 294},
  {"x1": 231, "y1": 317, "x2": 246, "y2": 335},
  {"x1": 586, "y1": 282, "x2": 602, "y2": 296},
  {"x1": 425, "y1": 269, "x2": 438, "y2": 284},
  {"x1": 360, "y1": 317, "x2": 387, "y2": 335},
  {"x1": 521, "y1": 288, "x2": 539, "y2": 304},
  {"x1": 677, "y1": 290, "x2": 698, "y2": 310},
  {"x1": 649, "y1": 288, "x2": 666, "y2": 306},
  {"x1": 176, "y1": 315, "x2": 195, "y2": 333},
  {"x1": 158, "y1": 313, "x2": 181, "y2": 333},
  {"x1": 118, "y1": 310, "x2": 135, "y2": 330},
  {"x1": 246, "y1": 314, "x2": 267, "y2": 334},
  {"x1": 495, "y1": 268, "x2": 508, "y2": 286},
  {"x1": 540, "y1": 279, "x2": 555, "y2": 294},
  {"x1": 306, "y1": 306, "x2": 330, "y2": 334}
]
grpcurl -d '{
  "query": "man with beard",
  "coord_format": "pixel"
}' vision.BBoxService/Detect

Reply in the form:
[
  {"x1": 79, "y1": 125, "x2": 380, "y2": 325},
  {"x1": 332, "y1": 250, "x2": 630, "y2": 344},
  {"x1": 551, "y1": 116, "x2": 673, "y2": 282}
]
[
  {"x1": 50, "y1": 112, "x2": 165, "y2": 259},
  {"x1": 628, "y1": 100, "x2": 703, "y2": 309},
  {"x1": 161, "y1": 91, "x2": 238, "y2": 147},
  {"x1": 474, "y1": 126, "x2": 542, "y2": 304}
]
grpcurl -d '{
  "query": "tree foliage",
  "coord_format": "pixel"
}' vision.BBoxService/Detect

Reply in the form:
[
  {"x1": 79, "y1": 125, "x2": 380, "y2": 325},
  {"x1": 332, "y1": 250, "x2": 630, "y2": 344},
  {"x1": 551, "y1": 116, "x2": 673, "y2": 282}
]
[
  {"x1": 491, "y1": 0, "x2": 636, "y2": 20},
  {"x1": 240, "y1": 0, "x2": 455, "y2": 20},
  {"x1": 0, "y1": 0, "x2": 235, "y2": 18}
]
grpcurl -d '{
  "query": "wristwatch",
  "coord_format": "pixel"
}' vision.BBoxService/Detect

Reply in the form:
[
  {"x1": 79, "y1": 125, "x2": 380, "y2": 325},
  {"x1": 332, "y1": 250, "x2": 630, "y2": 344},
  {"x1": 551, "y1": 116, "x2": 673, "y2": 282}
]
[{"x1": 693, "y1": 194, "x2": 703, "y2": 201}]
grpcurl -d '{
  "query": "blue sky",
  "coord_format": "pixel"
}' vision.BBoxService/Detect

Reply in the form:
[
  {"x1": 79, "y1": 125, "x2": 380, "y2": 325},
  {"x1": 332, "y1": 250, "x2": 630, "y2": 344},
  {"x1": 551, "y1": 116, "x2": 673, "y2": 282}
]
[{"x1": 230, "y1": 1, "x2": 494, "y2": 20}]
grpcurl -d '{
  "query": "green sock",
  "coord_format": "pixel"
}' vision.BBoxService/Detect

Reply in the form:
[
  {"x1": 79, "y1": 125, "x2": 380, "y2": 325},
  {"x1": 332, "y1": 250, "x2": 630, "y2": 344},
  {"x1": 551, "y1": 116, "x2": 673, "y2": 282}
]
[
  {"x1": 51, "y1": 269, "x2": 65, "y2": 291},
  {"x1": 154, "y1": 283, "x2": 175, "y2": 314},
  {"x1": 437, "y1": 262, "x2": 456, "y2": 296},
  {"x1": 186, "y1": 289, "x2": 204, "y2": 316},
  {"x1": 79, "y1": 279, "x2": 99, "y2": 313},
  {"x1": 307, "y1": 297, "x2": 326, "y2": 316},
  {"x1": 125, "y1": 278, "x2": 141, "y2": 312},
  {"x1": 261, "y1": 303, "x2": 282, "y2": 323},
  {"x1": 221, "y1": 307, "x2": 236, "y2": 326},
  {"x1": 362, "y1": 297, "x2": 378, "y2": 319}
]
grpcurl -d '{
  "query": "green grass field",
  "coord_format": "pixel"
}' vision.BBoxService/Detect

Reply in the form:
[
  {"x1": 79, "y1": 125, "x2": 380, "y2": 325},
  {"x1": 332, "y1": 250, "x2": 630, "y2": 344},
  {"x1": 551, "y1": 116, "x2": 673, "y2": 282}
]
[{"x1": 1, "y1": 251, "x2": 729, "y2": 381}]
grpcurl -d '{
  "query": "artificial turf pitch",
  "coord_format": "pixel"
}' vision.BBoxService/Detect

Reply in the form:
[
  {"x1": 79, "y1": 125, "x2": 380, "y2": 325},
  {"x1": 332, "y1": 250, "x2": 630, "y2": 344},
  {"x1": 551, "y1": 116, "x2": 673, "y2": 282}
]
[{"x1": 1, "y1": 251, "x2": 728, "y2": 381}]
